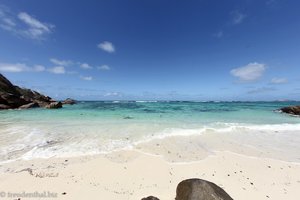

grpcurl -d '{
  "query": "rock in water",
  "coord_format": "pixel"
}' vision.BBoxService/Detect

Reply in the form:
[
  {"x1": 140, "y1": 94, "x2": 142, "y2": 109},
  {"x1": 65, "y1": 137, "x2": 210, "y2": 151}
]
[
  {"x1": 0, "y1": 104, "x2": 11, "y2": 109},
  {"x1": 280, "y1": 106, "x2": 300, "y2": 116},
  {"x1": 141, "y1": 196, "x2": 160, "y2": 200},
  {"x1": 45, "y1": 102, "x2": 63, "y2": 109},
  {"x1": 62, "y1": 98, "x2": 76, "y2": 105},
  {"x1": 19, "y1": 102, "x2": 39, "y2": 109},
  {"x1": 175, "y1": 179, "x2": 233, "y2": 200}
]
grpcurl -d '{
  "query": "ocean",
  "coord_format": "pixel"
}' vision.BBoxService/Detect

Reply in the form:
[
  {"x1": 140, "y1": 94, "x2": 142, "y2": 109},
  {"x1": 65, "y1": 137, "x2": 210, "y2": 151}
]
[{"x1": 0, "y1": 101, "x2": 300, "y2": 163}]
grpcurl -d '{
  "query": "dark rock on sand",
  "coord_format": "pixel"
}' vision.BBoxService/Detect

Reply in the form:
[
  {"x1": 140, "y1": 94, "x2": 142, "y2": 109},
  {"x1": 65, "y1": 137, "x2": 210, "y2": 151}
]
[
  {"x1": 141, "y1": 196, "x2": 160, "y2": 200},
  {"x1": 0, "y1": 104, "x2": 11, "y2": 109},
  {"x1": 19, "y1": 102, "x2": 39, "y2": 109},
  {"x1": 62, "y1": 98, "x2": 76, "y2": 105},
  {"x1": 175, "y1": 179, "x2": 233, "y2": 200},
  {"x1": 45, "y1": 102, "x2": 63, "y2": 109},
  {"x1": 280, "y1": 106, "x2": 300, "y2": 116},
  {"x1": 0, "y1": 73, "x2": 60, "y2": 109}
]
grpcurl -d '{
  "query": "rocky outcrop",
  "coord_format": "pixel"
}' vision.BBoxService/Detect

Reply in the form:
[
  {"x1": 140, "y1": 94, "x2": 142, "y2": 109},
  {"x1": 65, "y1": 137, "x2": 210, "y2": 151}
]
[
  {"x1": 280, "y1": 106, "x2": 300, "y2": 116},
  {"x1": 19, "y1": 102, "x2": 39, "y2": 109},
  {"x1": 62, "y1": 98, "x2": 76, "y2": 105},
  {"x1": 141, "y1": 196, "x2": 160, "y2": 200},
  {"x1": 0, "y1": 93, "x2": 29, "y2": 108},
  {"x1": 45, "y1": 102, "x2": 63, "y2": 109},
  {"x1": 0, "y1": 73, "x2": 63, "y2": 109},
  {"x1": 15, "y1": 86, "x2": 52, "y2": 103},
  {"x1": 0, "y1": 104, "x2": 11, "y2": 109},
  {"x1": 0, "y1": 73, "x2": 17, "y2": 94},
  {"x1": 175, "y1": 179, "x2": 233, "y2": 200}
]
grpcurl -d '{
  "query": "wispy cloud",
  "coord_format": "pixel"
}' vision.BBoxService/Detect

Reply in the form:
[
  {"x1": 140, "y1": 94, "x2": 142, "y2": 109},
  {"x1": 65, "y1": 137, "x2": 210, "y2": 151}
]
[
  {"x1": 104, "y1": 92, "x2": 121, "y2": 97},
  {"x1": 247, "y1": 87, "x2": 277, "y2": 94},
  {"x1": 18, "y1": 12, "x2": 54, "y2": 39},
  {"x1": 0, "y1": 63, "x2": 45, "y2": 72},
  {"x1": 67, "y1": 71, "x2": 78, "y2": 75},
  {"x1": 48, "y1": 66, "x2": 65, "y2": 74},
  {"x1": 213, "y1": 31, "x2": 223, "y2": 38},
  {"x1": 270, "y1": 77, "x2": 288, "y2": 84},
  {"x1": 33, "y1": 65, "x2": 46, "y2": 72},
  {"x1": 230, "y1": 62, "x2": 266, "y2": 82},
  {"x1": 213, "y1": 10, "x2": 246, "y2": 39},
  {"x1": 0, "y1": 5, "x2": 16, "y2": 31},
  {"x1": 0, "y1": 5, "x2": 54, "y2": 40},
  {"x1": 97, "y1": 65, "x2": 110, "y2": 70},
  {"x1": 80, "y1": 76, "x2": 93, "y2": 81},
  {"x1": 97, "y1": 41, "x2": 115, "y2": 53},
  {"x1": 80, "y1": 63, "x2": 93, "y2": 69},
  {"x1": 50, "y1": 58, "x2": 72, "y2": 66},
  {"x1": 1, "y1": 17, "x2": 16, "y2": 30},
  {"x1": 231, "y1": 10, "x2": 246, "y2": 25}
]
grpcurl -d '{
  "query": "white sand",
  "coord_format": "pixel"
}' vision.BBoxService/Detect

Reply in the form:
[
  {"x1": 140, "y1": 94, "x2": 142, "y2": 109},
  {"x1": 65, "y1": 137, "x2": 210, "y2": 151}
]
[{"x1": 0, "y1": 148, "x2": 300, "y2": 200}]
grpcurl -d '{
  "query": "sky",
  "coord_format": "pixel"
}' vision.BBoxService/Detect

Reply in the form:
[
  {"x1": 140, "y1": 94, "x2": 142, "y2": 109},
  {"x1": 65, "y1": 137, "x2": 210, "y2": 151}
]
[{"x1": 0, "y1": 0, "x2": 300, "y2": 101}]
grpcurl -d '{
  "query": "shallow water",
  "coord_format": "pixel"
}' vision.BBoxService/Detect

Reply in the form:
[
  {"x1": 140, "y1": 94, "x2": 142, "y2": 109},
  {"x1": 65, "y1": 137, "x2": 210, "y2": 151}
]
[{"x1": 0, "y1": 101, "x2": 299, "y2": 162}]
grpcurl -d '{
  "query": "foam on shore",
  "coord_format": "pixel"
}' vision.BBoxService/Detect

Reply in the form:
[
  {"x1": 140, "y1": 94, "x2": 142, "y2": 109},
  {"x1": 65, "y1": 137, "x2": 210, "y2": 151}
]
[{"x1": 0, "y1": 122, "x2": 300, "y2": 163}]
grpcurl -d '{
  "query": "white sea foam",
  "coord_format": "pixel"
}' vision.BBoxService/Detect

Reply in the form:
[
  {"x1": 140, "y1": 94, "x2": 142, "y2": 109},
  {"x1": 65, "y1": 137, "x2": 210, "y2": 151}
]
[
  {"x1": 133, "y1": 122, "x2": 300, "y2": 146},
  {"x1": 1, "y1": 122, "x2": 300, "y2": 162},
  {"x1": 20, "y1": 138, "x2": 134, "y2": 160},
  {"x1": 135, "y1": 100, "x2": 158, "y2": 103}
]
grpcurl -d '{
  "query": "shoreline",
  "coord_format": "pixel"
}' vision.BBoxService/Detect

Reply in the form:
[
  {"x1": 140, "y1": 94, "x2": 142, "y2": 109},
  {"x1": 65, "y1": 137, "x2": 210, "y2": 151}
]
[{"x1": 1, "y1": 123, "x2": 300, "y2": 164}]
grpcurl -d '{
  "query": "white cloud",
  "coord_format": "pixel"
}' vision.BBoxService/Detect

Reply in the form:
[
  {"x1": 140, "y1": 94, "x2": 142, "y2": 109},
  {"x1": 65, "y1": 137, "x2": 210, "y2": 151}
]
[
  {"x1": 80, "y1": 63, "x2": 93, "y2": 69},
  {"x1": 97, "y1": 65, "x2": 110, "y2": 70},
  {"x1": 0, "y1": 6, "x2": 54, "y2": 40},
  {"x1": 33, "y1": 65, "x2": 46, "y2": 72},
  {"x1": 104, "y1": 92, "x2": 121, "y2": 97},
  {"x1": 0, "y1": 63, "x2": 29, "y2": 72},
  {"x1": 231, "y1": 11, "x2": 246, "y2": 25},
  {"x1": 270, "y1": 77, "x2": 288, "y2": 84},
  {"x1": 0, "y1": 63, "x2": 45, "y2": 72},
  {"x1": 80, "y1": 76, "x2": 93, "y2": 81},
  {"x1": 50, "y1": 58, "x2": 72, "y2": 66},
  {"x1": 97, "y1": 41, "x2": 115, "y2": 53},
  {"x1": 230, "y1": 62, "x2": 266, "y2": 82},
  {"x1": 18, "y1": 12, "x2": 50, "y2": 31},
  {"x1": 17, "y1": 12, "x2": 54, "y2": 40},
  {"x1": 48, "y1": 66, "x2": 65, "y2": 74}
]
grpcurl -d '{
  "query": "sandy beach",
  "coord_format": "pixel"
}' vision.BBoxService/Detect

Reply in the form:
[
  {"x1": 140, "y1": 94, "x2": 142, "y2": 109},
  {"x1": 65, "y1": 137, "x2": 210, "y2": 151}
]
[
  {"x1": 0, "y1": 134, "x2": 300, "y2": 200},
  {"x1": 1, "y1": 101, "x2": 300, "y2": 200},
  {"x1": 1, "y1": 0, "x2": 300, "y2": 199}
]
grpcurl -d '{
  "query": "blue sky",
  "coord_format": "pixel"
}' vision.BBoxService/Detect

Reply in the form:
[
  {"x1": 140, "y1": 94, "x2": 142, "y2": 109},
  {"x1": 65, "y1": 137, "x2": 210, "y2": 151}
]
[{"x1": 0, "y1": 0, "x2": 300, "y2": 101}]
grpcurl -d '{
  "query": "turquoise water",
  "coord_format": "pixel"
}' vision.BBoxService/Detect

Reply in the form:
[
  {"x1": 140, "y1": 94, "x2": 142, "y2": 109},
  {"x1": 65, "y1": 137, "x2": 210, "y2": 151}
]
[
  {"x1": 1, "y1": 101, "x2": 300, "y2": 124},
  {"x1": 0, "y1": 101, "x2": 300, "y2": 162}
]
